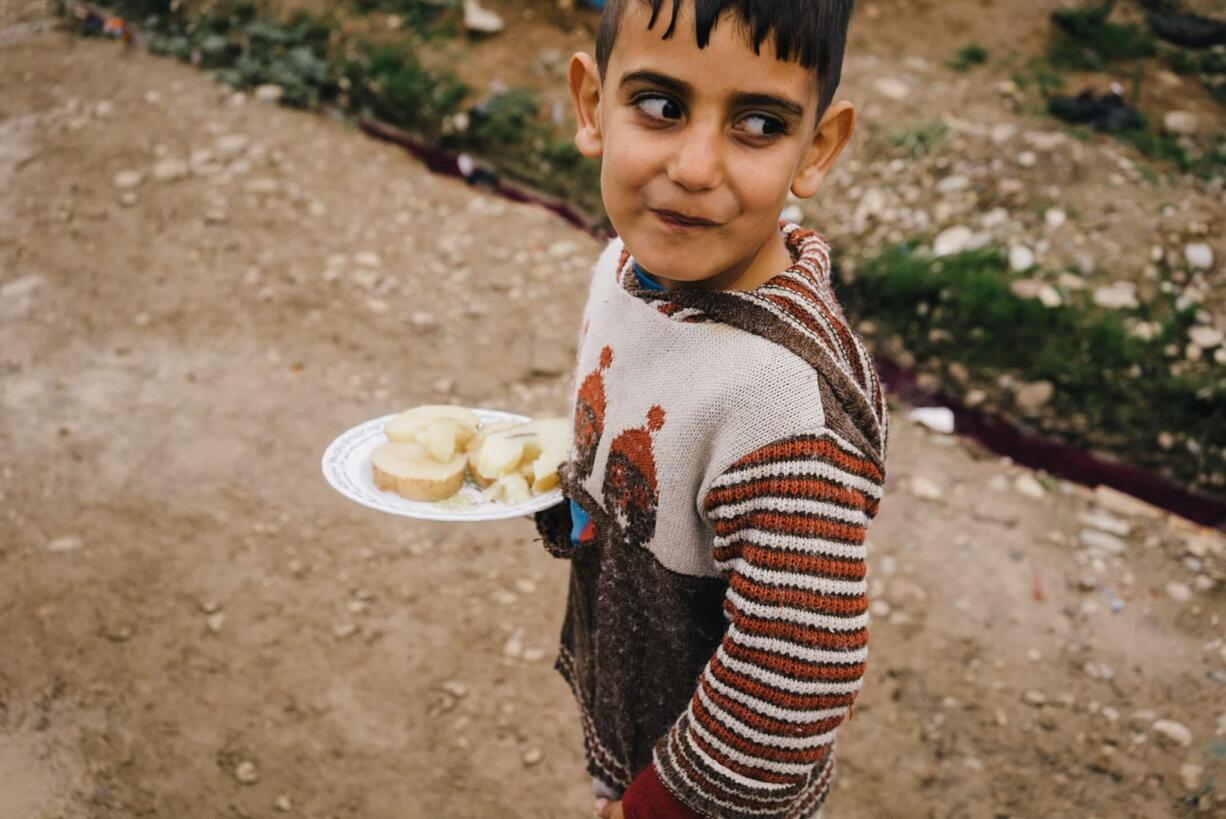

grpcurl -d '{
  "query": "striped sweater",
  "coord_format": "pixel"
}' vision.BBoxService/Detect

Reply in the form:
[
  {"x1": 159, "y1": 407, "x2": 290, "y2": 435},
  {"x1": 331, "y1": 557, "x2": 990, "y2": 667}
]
[{"x1": 535, "y1": 221, "x2": 890, "y2": 819}]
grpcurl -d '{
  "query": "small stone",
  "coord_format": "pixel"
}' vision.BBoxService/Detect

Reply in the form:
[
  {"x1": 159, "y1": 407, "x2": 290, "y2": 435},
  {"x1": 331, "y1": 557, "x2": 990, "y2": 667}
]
[
  {"x1": 909, "y1": 474, "x2": 944, "y2": 501},
  {"x1": 152, "y1": 158, "x2": 189, "y2": 183},
  {"x1": 366, "y1": 298, "x2": 389, "y2": 314},
  {"x1": 1078, "y1": 509, "x2": 1131, "y2": 537},
  {"x1": 1091, "y1": 746, "x2": 1125, "y2": 779},
  {"x1": 352, "y1": 269, "x2": 379, "y2": 290},
  {"x1": 1079, "y1": 529, "x2": 1127, "y2": 555},
  {"x1": 113, "y1": 170, "x2": 142, "y2": 189},
  {"x1": 463, "y1": 0, "x2": 505, "y2": 32},
  {"x1": 1037, "y1": 284, "x2": 1062, "y2": 308},
  {"x1": 119, "y1": 192, "x2": 137, "y2": 208},
  {"x1": 1023, "y1": 690, "x2": 1047, "y2": 707},
  {"x1": 1184, "y1": 243, "x2": 1213, "y2": 270},
  {"x1": 1017, "y1": 151, "x2": 1037, "y2": 168},
  {"x1": 409, "y1": 311, "x2": 436, "y2": 330},
  {"x1": 490, "y1": 589, "x2": 517, "y2": 605},
  {"x1": 503, "y1": 630, "x2": 524, "y2": 659},
  {"x1": 274, "y1": 795, "x2": 292, "y2": 812},
  {"x1": 244, "y1": 177, "x2": 278, "y2": 194},
  {"x1": 215, "y1": 134, "x2": 249, "y2": 156},
  {"x1": 1014, "y1": 473, "x2": 1046, "y2": 500},
  {"x1": 1010, "y1": 278, "x2": 1043, "y2": 300},
  {"x1": 235, "y1": 760, "x2": 259, "y2": 785},
  {"x1": 1044, "y1": 209, "x2": 1067, "y2": 230},
  {"x1": 1013, "y1": 380, "x2": 1053, "y2": 414},
  {"x1": 205, "y1": 612, "x2": 226, "y2": 633},
  {"x1": 1180, "y1": 762, "x2": 1204, "y2": 791},
  {"x1": 254, "y1": 84, "x2": 284, "y2": 103},
  {"x1": 354, "y1": 251, "x2": 382, "y2": 268},
  {"x1": 46, "y1": 535, "x2": 83, "y2": 552},
  {"x1": 521, "y1": 747, "x2": 543, "y2": 767},
  {"x1": 933, "y1": 226, "x2": 974, "y2": 257},
  {"x1": 1188, "y1": 325, "x2": 1222, "y2": 349},
  {"x1": 1093, "y1": 282, "x2": 1139, "y2": 310},
  {"x1": 870, "y1": 599, "x2": 893, "y2": 619},
  {"x1": 521, "y1": 647, "x2": 546, "y2": 663},
  {"x1": 1009, "y1": 244, "x2": 1036, "y2": 272},
  {"x1": 1152, "y1": 719, "x2": 1193, "y2": 747},
  {"x1": 203, "y1": 207, "x2": 228, "y2": 225},
  {"x1": 441, "y1": 680, "x2": 468, "y2": 698},
  {"x1": 907, "y1": 406, "x2": 954, "y2": 434},
  {"x1": 1165, "y1": 581, "x2": 1192, "y2": 603},
  {"x1": 333, "y1": 622, "x2": 359, "y2": 639},
  {"x1": 874, "y1": 77, "x2": 909, "y2": 101},
  {"x1": 937, "y1": 174, "x2": 969, "y2": 195},
  {"x1": 1163, "y1": 110, "x2": 1199, "y2": 135}
]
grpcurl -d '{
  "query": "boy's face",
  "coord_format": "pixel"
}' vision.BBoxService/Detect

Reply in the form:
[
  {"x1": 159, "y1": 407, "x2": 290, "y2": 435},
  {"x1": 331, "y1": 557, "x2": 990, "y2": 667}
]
[{"x1": 568, "y1": 1, "x2": 854, "y2": 288}]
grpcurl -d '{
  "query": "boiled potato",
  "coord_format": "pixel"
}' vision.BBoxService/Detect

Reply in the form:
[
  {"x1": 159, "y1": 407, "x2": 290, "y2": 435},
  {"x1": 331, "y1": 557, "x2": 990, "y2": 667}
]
[
  {"x1": 371, "y1": 440, "x2": 466, "y2": 501},
  {"x1": 469, "y1": 417, "x2": 571, "y2": 496},
  {"x1": 417, "y1": 417, "x2": 476, "y2": 462},
  {"x1": 385, "y1": 405, "x2": 479, "y2": 450},
  {"x1": 466, "y1": 421, "x2": 519, "y2": 488},
  {"x1": 482, "y1": 472, "x2": 532, "y2": 506}
]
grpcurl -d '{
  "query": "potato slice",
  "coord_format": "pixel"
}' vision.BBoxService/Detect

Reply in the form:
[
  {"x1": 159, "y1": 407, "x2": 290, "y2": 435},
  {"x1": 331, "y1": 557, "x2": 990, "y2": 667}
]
[
  {"x1": 465, "y1": 421, "x2": 519, "y2": 488},
  {"x1": 470, "y1": 417, "x2": 572, "y2": 495},
  {"x1": 482, "y1": 472, "x2": 532, "y2": 506},
  {"x1": 385, "y1": 405, "x2": 479, "y2": 446},
  {"x1": 417, "y1": 417, "x2": 476, "y2": 462},
  {"x1": 474, "y1": 435, "x2": 526, "y2": 485},
  {"x1": 371, "y1": 441, "x2": 466, "y2": 502}
]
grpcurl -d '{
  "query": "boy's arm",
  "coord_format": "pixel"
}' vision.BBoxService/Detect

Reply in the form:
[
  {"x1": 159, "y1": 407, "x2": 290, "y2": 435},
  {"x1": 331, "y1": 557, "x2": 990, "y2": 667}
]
[{"x1": 621, "y1": 429, "x2": 883, "y2": 819}]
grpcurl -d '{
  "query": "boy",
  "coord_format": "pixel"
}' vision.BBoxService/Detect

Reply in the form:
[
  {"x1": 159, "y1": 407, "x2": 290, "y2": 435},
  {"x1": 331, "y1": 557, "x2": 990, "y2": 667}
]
[{"x1": 534, "y1": 1, "x2": 888, "y2": 817}]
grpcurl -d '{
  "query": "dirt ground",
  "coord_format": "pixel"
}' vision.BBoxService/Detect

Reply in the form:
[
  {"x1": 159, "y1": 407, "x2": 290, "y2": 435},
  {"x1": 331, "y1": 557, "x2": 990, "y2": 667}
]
[{"x1": 2, "y1": 3, "x2": 1226, "y2": 819}]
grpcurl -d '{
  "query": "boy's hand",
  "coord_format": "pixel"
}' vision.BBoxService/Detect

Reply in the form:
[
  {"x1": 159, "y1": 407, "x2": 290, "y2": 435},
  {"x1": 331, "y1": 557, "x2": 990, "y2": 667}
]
[{"x1": 594, "y1": 797, "x2": 624, "y2": 819}]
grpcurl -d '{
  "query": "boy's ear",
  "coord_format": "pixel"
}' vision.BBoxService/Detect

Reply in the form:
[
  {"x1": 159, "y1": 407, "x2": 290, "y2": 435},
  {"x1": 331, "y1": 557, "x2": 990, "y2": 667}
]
[
  {"x1": 791, "y1": 101, "x2": 856, "y2": 199},
  {"x1": 568, "y1": 51, "x2": 604, "y2": 158}
]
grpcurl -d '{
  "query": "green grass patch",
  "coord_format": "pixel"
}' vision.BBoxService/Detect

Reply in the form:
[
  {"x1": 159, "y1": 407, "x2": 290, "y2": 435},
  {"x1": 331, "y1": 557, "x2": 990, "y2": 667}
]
[
  {"x1": 341, "y1": 43, "x2": 469, "y2": 136},
  {"x1": 1049, "y1": 6, "x2": 1156, "y2": 69},
  {"x1": 65, "y1": 0, "x2": 606, "y2": 219},
  {"x1": 948, "y1": 43, "x2": 989, "y2": 72},
  {"x1": 834, "y1": 241, "x2": 1225, "y2": 495},
  {"x1": 888, "y1": 121, "x2": 948, "y2": 157}
]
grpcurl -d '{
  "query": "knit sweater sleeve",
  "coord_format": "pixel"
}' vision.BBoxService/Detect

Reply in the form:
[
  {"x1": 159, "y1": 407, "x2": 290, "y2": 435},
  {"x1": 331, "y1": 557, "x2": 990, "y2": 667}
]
[{"x1": 624, "y1": 428, "x2": 884, "y2": 818}]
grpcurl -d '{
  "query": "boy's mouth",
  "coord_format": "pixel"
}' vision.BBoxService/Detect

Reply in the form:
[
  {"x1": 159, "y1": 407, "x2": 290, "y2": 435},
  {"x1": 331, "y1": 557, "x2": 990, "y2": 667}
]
[{"x1": 651, "y1": 208, "x2": 721, "y2": 228}]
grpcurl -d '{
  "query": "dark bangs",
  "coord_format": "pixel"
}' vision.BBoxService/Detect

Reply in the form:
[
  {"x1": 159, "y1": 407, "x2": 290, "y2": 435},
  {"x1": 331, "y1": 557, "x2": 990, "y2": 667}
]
[{"x1": 596, "y1": 0, "x2": 855, "y2": 117}]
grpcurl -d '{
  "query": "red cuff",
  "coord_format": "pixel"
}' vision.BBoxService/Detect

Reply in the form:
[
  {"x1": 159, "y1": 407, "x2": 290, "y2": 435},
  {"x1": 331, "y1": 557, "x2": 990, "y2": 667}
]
[{"x1": 621, "y1": 763, "x2": 705, "y2": 819}]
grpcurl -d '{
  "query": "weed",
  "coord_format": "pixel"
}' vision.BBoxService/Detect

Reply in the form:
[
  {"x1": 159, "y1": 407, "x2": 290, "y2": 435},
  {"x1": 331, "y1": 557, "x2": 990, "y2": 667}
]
[
  {"x1": 948, "y1": 42, "x2": 989, "y2": 72},
  {"x1": 1050, "y1": 5, "x2": 1156, "y2": 65},
  {"x1": 888, "y1": 121, "x2": 948, "y2": 157},
  {"x1": 833, "y1": 241, "x2": 1224, "y2": 493},
  {"x1": 343, "y1": 44, "x2": 469, "y2": 136}
]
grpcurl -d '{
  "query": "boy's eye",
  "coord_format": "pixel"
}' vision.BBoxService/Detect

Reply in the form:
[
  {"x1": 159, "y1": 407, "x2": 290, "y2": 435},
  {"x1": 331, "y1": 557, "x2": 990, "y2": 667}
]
[
  {"x1": 634, "y1": 94, "x2": 682, "y2": 122},
  {"x1": 739, "y1": 114, "x2": 786, "y2": 138}
]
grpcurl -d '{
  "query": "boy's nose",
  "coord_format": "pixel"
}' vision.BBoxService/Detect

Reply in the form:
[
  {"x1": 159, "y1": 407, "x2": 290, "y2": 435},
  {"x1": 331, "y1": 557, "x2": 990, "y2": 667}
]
[{"x1": 666, "y1": 124, "x2": 723, "y2": 192}]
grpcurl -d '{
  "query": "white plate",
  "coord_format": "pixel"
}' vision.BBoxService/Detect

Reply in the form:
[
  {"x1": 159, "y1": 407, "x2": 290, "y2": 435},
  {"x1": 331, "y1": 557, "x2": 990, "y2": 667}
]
[{"x1": 322, "y1": 408, "x2": 566, "y2": 521}]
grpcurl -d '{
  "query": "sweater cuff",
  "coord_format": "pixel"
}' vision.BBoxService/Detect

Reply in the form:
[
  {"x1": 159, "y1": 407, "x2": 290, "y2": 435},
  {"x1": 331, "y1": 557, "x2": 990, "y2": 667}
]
[{"x1": 622, "y1": 763, "x2": 706, "y2": 819}]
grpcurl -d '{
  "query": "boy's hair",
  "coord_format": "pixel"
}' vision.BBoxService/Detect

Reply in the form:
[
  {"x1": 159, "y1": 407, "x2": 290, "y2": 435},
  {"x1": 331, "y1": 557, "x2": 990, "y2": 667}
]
[{"x1": 596, "y1": 0, "x2": 855, "y2": 120}]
